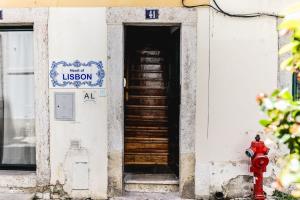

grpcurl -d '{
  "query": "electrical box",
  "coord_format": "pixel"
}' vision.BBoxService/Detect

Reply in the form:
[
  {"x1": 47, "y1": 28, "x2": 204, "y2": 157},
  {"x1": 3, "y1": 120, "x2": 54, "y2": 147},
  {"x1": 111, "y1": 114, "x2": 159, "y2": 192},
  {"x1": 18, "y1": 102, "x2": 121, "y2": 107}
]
[{"x1": 54, "y1": 92, "x2": 75, "y2": 121}]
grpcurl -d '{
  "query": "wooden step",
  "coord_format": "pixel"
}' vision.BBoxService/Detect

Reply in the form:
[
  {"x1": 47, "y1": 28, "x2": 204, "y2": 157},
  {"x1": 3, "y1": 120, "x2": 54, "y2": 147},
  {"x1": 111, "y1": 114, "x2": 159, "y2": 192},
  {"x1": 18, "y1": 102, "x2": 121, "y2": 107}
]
[
  {"x1": 125, "y1": 126, "x2": 168, "y2": 132},
  {"x1": 125, "y1": 102, "x2": 168, "y2": 116},
  {"x1": 127, "y1": 97, "x2": 167, "y2": 106},
  {"x1": 125, "y1": 115, "x2": 168, "y2": 122},
  {"x1": 137, "y1": 50, "x2": 161, "y2": 56},
  {"x1": 128, "y1": 86, "x2": 166, "y2": 89},
  {"x1": 126, "y1": 115, "x2": 167, "y2": 120},
  {"x1": 125, "y1": 117, "x2": 168, "y2": 126},
  {"x1": 125, "y1": 120, "x2": 168, "y2": 127},
  {"x1": 125, "y1": 154, "x2": 168, "y2": 165},
  {"x1": 130, "y1": 72, "x2": 163, "y2": 79},
  {"x1": 140, "y1": 57, "x2": 164, "y2": 64},
  {"x1": 129, "y1": 79, "x2": 165, "y2": 87},
  {"x1": 126, "y1": 108, "x2": 167, "y2": 116},
  {"x1": 125, "y1": 106, "x2": 168, "y2": 116},
  {"x1": 125, "y1": 128, "x2": 168, "y2": 137},
  {"x1": 125, "y1": 138, "x2": 168, "y2": 144},
  {"x1": 125, "y1": 116, "x2": 168, "y2": 121},
  {"x1": 126, "y1": 105, "x2": 167, "y2": 110},
  {"x1": 130, "y1": 70, "x2": 164, "y2": 73},
  {"x1": 125, "y1": 147, "x2": 168, "y2": 154},
  {"x1": 125, "y1": 132, "x2": 168, "y2": 138},
  {"x1": 130, "y1": 78, "x2": 164, "y2": 81},
  {"x1": 125, "y1": 137, "x2": 168, "y2": 142},
  {"x1": 132, "y1": 64, "x2": 163, "y2": 71},
  {"x1": 129, "y1": 95, "x2": 167, "y2": 99},
  {"x1": 125, "y1": 130, "x2": 168, "y2": 136},
  {"x1": 125, "y1": 128, "x2": 168, "y2": 133},
  {"x1": 125, "y1": 130, "x2": 168, "y2": 135},
  {"x1": 125, "y1": 126, "x2": 168, "y2": 130},
  {"x1": 125, "y1": 144, "x2": 168, "y2": 152},
  {"x1": 125, "y1": 128, "x2": 168, "y2": 132},
  {"x1": 125, "y1": 142, "x2": 168, "y2": 152},
  {"x1": 127, "y1": 87, "x2": 166, "y2": 96}
]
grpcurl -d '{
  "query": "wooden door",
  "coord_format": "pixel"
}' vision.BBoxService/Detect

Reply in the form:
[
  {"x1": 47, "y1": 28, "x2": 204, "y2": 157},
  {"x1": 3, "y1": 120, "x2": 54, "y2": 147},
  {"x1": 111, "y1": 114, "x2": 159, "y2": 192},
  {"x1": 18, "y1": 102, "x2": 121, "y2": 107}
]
[{"x1": 124, "y1": 47, "x2": 169, "y2": 167}]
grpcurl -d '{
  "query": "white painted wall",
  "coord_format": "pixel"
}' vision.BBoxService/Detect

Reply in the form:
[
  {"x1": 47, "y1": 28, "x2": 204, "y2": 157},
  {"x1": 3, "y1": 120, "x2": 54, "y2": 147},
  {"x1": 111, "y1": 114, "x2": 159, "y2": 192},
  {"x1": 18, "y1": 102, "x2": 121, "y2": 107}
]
[
  {"x1": 48, "y1": 8, "x2": 107, "y2": 199},
  {"x1": 211, "y1": 0, "x2": 300, "y2": 15},
  {"x1": 195, "y1": 1, "x2": 295, "y2": 197}
]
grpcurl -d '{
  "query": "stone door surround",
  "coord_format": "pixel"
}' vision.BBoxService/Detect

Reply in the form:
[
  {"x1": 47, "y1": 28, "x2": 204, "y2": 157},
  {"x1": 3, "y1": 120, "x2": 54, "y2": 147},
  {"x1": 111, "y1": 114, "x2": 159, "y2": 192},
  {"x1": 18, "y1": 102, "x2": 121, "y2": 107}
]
[{"x1": 107, "y1": 7, "x2": 197, "y2": 198}]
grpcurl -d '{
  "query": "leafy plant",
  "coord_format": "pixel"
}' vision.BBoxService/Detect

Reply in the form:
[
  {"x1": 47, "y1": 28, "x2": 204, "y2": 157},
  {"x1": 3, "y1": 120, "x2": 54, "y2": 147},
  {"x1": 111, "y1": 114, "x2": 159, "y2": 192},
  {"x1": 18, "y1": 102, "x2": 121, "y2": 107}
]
[
  {"x1": 273, "y1": 190, "x2": 298, "y2": 200},
  {"x1": 257, "y1": 4, "x2": 300, "y2": 198},
  {"x1": 279, "y1": 4, "x2": 300, "y2": 74}
]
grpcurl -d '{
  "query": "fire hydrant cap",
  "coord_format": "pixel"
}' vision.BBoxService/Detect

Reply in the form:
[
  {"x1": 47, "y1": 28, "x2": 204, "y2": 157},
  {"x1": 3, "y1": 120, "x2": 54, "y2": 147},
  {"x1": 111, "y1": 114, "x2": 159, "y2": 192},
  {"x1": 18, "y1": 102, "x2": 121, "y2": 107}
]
[{"x1": 245, "y1": 148, "x2": 255, "y2": 158}]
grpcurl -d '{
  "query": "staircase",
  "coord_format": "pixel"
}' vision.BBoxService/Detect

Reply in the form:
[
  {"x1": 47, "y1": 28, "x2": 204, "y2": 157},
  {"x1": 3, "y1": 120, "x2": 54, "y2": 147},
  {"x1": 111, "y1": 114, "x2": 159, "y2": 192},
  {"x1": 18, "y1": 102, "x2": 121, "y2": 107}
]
[{"x1": 124, "y1": 49, "x2": 170, "y2": 166}]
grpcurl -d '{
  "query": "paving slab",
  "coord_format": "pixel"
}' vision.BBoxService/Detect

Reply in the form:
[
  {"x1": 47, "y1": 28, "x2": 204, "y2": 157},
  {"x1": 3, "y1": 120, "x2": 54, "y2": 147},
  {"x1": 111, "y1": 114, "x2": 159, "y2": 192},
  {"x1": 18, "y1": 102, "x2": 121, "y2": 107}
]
[
  {"x1": 0, "y1": 193, "x2": 34, "y2": 200},
  {"x1": 109, "y1": 193, "x2": 278, "y2": 200},
  {"x1": 109, "y1": 192, "x2": 192, "y2": 200}
]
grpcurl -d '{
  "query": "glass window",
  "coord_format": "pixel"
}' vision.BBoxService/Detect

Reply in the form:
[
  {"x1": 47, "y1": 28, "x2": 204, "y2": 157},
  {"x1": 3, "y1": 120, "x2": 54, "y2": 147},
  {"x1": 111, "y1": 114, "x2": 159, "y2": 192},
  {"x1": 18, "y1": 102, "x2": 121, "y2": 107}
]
[{"x1": 0, "y1": 26, "x2": 35, "y2": 170}]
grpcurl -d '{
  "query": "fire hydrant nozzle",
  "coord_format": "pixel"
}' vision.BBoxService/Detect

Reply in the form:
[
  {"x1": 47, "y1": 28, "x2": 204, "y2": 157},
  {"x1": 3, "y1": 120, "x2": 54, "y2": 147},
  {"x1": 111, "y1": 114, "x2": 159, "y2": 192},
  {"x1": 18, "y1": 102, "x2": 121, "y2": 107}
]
[{"x1": 245, "y1": 134, "x2": 269, "y2": 200}]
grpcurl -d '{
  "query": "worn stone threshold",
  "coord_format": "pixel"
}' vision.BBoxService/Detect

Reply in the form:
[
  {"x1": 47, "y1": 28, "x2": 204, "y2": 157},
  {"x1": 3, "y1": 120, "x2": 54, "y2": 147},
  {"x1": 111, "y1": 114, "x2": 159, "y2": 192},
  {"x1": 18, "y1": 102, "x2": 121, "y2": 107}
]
[
  {"x1": 0, "y1": 192, "x2": 34, "y2": 200},
  {"x1": 110, "y1": 192, "x2": 254, "y2": 200},
  {"x1": 124, "y1": 173, "x2": 179, "y2": 185},
  {"x1": 109, "y1": 192, "x2": 190, "y2": 200}
]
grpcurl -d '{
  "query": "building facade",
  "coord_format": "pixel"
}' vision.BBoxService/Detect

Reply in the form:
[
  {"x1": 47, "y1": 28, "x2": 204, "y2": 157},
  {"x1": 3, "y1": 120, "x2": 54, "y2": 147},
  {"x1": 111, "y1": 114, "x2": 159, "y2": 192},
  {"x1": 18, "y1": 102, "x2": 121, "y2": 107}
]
[{"x1": 0, "y1": 1, "x2": 298, "y2": 199}]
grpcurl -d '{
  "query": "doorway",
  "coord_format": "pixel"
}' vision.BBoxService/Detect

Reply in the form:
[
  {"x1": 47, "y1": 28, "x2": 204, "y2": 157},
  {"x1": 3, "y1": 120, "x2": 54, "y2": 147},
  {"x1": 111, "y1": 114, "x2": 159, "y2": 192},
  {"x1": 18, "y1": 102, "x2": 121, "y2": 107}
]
[{"x1": 124, "y1": 26, "x2": 180, "y2": 176}]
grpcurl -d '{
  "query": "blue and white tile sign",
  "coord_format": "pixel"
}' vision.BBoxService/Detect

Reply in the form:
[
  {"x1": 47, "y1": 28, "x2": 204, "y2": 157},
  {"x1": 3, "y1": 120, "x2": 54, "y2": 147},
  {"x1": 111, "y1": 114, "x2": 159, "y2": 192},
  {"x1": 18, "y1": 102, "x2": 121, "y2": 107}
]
[{"x1": 49, "y1": 60, "x2": 105, "y2": 89}]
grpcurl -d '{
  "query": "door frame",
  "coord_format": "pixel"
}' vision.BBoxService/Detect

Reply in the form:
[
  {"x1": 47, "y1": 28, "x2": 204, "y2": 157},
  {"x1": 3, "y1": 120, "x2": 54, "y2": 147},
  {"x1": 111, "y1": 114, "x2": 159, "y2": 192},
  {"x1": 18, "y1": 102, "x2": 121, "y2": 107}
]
[{"x1": 107, "y1": 8, "x2": 197, "y2": 198}]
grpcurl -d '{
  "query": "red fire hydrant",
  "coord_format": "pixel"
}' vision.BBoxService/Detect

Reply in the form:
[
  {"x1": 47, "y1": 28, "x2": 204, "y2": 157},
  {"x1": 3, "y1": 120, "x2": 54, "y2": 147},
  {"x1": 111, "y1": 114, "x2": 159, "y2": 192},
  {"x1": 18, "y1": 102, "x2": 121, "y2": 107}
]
[{"x1": 245, "y1": 135, "x2": 269, "y2": 200}]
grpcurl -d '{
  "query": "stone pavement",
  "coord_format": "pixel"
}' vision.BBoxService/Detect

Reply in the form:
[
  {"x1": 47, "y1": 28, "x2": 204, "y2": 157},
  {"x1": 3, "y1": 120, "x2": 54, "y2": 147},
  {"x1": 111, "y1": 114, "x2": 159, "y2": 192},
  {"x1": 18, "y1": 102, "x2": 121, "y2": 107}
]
[
  {"x1": 109, "y1": 193, "x2": 277, "y2": 200},
  {"x1": 109, "y1": 192, "x2": 191, "y2": 200},
  {"x1": 0, "y1": 192, "x2": 34, "y2": 200},
  {"x1": 0, "y1": 192, "x2": 277, "y2": 200}
]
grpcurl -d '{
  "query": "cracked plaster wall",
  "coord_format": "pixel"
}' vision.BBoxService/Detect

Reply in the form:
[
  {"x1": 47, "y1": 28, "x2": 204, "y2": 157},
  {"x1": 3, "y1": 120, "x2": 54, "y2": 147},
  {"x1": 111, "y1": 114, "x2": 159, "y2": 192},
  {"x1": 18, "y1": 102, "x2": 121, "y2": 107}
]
[{"x1": 48, "y1": 8, "x2": 108, "y2": 199}]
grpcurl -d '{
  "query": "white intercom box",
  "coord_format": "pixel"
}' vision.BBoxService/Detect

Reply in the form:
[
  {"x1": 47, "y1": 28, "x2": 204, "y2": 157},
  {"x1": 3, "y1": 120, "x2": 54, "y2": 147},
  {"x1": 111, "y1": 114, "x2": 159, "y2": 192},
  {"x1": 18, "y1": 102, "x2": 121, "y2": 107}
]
[{"x1": 54, "y1": 92, "x2": 75, "y2": 121}]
